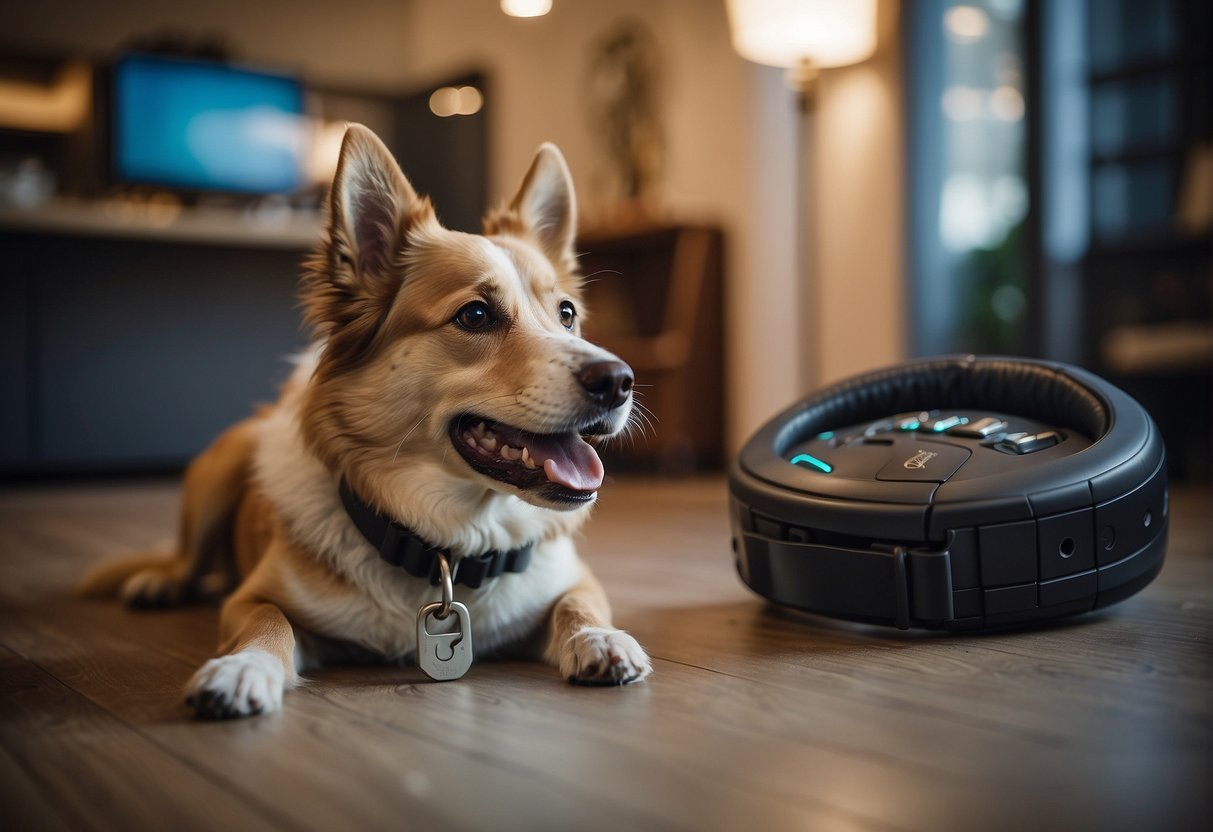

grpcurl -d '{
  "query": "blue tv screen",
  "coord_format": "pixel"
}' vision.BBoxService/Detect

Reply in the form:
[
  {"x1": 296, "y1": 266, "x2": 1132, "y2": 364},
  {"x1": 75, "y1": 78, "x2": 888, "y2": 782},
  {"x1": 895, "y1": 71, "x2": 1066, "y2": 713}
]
[{"x1": 113, "y1": 54, "x2": 306, "y2": 194}]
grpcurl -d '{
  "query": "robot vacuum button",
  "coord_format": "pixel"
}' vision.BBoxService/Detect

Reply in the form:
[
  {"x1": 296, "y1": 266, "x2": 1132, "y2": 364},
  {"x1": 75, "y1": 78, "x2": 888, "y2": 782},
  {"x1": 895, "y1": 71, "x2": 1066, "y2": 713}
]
[
  {"x1": 893, "y1": 411, "x2": 934, "y2": 432},
  {"x1": 864, "y1": 419, "x2": 895, "y2": 436},
  {"x1": 920, "y1": 415, "x2": 967, "y2": 433},
  {"x1": 949, "y1": 416, "x2": 1008, "y2": 438},
  {"x1": 996, "y1": 431, "x2": 1062, "y2": 455}
]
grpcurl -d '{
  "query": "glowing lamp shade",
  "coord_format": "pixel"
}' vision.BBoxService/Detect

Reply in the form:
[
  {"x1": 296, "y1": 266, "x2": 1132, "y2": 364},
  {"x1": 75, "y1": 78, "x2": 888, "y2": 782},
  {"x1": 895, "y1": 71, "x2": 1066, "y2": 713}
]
[
  {"x1": 725, "y1": 0, "x2": 878, "y2": 69},
  {"x1": 501, "y1": 0, "x2": 552, "y2": 17}
]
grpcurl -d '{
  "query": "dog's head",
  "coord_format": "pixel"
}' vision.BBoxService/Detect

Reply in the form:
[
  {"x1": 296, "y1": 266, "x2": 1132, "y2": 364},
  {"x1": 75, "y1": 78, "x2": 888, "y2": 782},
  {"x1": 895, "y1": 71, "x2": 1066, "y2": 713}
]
[{"x1": 300, "y1": 124, "x2": 633, "y2": 519}]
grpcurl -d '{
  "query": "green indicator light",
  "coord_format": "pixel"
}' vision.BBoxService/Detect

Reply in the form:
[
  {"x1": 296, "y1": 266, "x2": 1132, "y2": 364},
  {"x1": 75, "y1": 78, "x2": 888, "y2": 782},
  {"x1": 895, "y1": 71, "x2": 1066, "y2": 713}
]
[
  {"x1": 790, "y1": 453, "x2": 833, "y2": 474},
  {"x1": 899, "y1": 421, "x2": 920, "y2": 431},
  {"x1": 817, "y1": 431, "x2": 834, "y2": 440}
]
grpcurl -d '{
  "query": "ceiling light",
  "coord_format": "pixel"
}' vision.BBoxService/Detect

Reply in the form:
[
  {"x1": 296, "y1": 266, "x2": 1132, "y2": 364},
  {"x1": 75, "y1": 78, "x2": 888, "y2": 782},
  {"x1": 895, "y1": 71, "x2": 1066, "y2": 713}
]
[{"x1": 429, "y1": 86, "x2": 484, "y2": 118}]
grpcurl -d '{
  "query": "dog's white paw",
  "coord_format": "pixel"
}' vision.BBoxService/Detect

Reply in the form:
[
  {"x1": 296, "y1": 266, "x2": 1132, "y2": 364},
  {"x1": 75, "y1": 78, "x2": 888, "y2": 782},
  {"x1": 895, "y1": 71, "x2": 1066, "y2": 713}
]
[
  {"x1": 185, "y1": 650, "x2": 285, "y2": 719},
  {"x1": 560, "y1": 626, "x2": 652, "y2": 686},
  {"x1": 121, "y1": 567, "x2": 184, "y2": 609}
]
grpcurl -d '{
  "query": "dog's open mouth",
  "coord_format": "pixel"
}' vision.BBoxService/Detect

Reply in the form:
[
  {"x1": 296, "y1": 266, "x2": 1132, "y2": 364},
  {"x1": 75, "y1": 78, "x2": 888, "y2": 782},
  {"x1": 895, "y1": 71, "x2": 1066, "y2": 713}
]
[{"x1": 450, "y1": 415, "x2": 606, "y2": 502}]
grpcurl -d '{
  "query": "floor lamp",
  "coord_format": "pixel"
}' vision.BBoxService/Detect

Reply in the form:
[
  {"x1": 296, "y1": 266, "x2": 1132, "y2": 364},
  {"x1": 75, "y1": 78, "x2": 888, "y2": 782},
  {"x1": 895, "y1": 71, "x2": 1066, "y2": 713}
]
[{"x1": 725, "y1": 0, "x2": 878, "y2": 393}]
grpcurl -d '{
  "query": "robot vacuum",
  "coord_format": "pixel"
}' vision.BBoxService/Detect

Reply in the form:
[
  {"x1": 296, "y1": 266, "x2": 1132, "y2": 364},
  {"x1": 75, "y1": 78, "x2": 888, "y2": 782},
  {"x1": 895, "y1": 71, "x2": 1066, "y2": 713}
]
[{"x1": 728, "y1": 355, "x2": 1168, "y2": 631}]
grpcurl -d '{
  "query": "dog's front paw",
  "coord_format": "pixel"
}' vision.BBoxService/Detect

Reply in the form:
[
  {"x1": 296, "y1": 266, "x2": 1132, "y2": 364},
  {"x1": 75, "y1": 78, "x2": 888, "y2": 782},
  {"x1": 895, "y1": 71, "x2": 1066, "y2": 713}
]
[
  {"x1": 185, "y1": 650, "x2": 285, "y2": 719},
  {"x1": 560, "y1": 626, "x2": 652, "y2": 686}
]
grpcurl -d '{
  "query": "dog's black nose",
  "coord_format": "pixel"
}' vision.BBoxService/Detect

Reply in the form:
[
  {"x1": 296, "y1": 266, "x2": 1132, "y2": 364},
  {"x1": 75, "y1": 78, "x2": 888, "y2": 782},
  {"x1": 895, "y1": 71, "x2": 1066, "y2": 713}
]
[{"x1": 578, "y1": 361, "x2": 634, "y2": 410}]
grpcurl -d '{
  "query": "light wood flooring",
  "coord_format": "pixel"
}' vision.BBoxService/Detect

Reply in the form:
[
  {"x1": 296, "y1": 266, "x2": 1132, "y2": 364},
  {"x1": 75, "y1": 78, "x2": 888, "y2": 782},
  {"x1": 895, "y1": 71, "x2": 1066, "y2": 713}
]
[{"x1": 1, "y1": 476, "x2": 1209, "y2": 831}]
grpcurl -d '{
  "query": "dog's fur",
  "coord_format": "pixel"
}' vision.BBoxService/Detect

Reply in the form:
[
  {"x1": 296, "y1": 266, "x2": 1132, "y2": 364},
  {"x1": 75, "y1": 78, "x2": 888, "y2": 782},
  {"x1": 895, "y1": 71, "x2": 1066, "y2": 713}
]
[{"x1": 79, "y1": 124, "x2": 651, "y2": 718}]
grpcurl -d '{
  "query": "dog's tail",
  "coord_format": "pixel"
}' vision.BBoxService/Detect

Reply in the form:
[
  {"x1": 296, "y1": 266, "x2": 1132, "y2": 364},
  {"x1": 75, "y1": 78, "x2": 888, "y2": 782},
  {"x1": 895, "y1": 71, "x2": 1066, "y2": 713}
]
[
  {"x1": 76, "y1": 549, "x2": 180, "y2": 601},
  {"x1": 76, "y1": 415, "x2": 261, "y2": 607}
]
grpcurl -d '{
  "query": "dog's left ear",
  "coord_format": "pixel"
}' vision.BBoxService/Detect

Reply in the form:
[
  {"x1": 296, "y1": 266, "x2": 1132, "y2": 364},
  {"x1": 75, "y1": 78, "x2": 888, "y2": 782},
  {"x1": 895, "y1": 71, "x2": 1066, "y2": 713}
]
[
  {"x1": 508, "y1": 143, "x2": 577, "y2": 270},
  {"x1": 329, "y1": 124, "x2": 420, "y2": 280},
  {"x1": 304, "y1": 124, "x2": 432, "y2": 349}
]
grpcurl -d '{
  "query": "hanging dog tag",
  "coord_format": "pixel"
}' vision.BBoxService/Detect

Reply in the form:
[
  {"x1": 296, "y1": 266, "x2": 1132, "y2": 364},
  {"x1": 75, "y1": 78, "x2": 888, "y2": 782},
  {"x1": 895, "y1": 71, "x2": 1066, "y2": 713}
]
[{"x1": 416, "y1": 601, "x2": 473, "y2": 681}]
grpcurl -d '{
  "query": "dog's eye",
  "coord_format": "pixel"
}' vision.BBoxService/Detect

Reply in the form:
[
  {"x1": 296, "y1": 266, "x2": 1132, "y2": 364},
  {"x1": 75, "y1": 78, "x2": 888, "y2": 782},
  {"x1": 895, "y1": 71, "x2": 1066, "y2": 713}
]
[
  {"x1": 559, "y1": 300, "x2": 576, "y2": 330},
  {"x1": 454, "y1": 301, "x2": 495, "y2": 331}
]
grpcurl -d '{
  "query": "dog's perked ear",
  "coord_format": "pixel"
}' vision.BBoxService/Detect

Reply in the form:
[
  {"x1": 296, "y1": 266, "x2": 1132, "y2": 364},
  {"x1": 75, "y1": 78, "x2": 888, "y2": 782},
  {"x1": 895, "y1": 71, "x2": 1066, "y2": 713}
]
[
  {"x1": 506, "y1": 143, "x2": 578, "y2": 272},
  {"x1": 303, "y1": 124, "x2": 432, "y2": 353},
  {"x1": 330, "y1": 124, "x2": 419, "y2": 277}
]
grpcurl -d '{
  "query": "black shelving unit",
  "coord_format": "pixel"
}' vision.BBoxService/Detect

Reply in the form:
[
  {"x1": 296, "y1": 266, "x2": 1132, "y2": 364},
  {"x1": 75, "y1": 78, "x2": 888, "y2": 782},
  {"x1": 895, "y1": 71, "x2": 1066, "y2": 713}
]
[{"x1": 1081, "y1": 0, "x2": 1212, "y2": 480}]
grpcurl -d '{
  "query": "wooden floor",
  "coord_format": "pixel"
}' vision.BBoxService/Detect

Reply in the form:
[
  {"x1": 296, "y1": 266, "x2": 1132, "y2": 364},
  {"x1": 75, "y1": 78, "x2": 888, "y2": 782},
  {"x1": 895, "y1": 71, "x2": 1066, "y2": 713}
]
[{"x1": 0, "y1": 476, "x2": 1209, "y2": 831}]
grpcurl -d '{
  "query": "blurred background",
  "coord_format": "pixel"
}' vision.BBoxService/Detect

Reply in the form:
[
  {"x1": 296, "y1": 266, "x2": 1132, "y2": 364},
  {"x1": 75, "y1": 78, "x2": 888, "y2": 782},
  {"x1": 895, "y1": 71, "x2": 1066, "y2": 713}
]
[{"x1": 0, "y1": 0, "x2": 1209, "y2": 482}]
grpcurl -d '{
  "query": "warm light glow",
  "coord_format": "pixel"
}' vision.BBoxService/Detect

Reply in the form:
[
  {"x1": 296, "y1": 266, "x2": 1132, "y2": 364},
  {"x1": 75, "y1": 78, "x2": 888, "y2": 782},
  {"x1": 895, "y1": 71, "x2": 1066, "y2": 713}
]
[
  {"x1": 0, "y1": 60, "x2": 90, "y2": 133},
  {"x1": 989, "y1": 84, "x2": 1025, "y2": 121},
  {"x1": 429, "y1": 86, "x2": 484, "y2": 118},
  {"x1": 501, "y1": 0, "x2": 551, "y2": 17},
  {"x1": 725, "y1": 0, "x2": 878, "y2": 69},
  {"x1": 429, "y1": 87, "x2": 460, "y2": 117},
  {"x1": 306, "y1": 119, "x2": 347, "y2": 185},
  {"x1": 102, "y1": 192, "x2": 183, "y2": 226},
  {"x1": 944, "y1": 5, "x2": 990, "y2": 42},
  {"x1": 456, "y1": 86, "x2": 483, "y2": 115}
]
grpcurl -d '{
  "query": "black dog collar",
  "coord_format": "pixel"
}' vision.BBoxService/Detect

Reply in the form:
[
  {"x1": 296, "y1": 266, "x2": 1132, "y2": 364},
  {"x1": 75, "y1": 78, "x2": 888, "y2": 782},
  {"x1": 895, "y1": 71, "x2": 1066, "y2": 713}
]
[{"x1": 338, "y1": 479, "x2": 532, "y2": 589}]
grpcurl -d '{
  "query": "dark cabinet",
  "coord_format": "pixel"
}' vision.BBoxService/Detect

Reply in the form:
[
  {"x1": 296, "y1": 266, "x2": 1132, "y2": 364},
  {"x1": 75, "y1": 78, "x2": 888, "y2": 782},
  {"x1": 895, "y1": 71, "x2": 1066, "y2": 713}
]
[
  {"x1": 1, "y1": 225, "x2": 308, "y2": 472},
  {"x1": 578, "y1": 223, "x2": 726, "y2": 473}
]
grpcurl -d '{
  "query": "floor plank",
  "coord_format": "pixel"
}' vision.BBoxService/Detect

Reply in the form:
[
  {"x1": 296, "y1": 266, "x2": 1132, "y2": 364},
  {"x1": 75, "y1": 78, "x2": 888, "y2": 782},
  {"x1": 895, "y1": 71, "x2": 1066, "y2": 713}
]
[
  {"x1": 0, "y1": 476, "x2": 1209, "y2": 831},
  {"x1": 0, "y1": 644, "x2": 279, "y2": 831}
]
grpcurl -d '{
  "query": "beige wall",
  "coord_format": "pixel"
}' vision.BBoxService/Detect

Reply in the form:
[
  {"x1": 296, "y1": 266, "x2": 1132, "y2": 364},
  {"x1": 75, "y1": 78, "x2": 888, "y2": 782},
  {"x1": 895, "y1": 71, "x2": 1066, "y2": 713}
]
[
  {"x1": 3, "y1": 0, "x2": 906, "y2": 453},
  {"x1": 813, "y1": 0, "x2": 906, "y2": 387}
]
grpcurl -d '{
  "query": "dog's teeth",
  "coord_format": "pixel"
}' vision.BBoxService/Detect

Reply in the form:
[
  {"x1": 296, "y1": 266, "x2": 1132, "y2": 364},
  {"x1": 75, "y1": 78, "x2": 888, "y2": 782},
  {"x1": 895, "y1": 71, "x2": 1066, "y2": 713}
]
[
  {"x1": 476, "y1": 421, "x2": 487, "y2": 436},
  {"x1": 522, "y1": 448, "x2": 536, "y2": 470},
  {"x1": 465, "y1": 434, "x2": 477, "y2": 448},
  {"x1": 501, "y1": 445, "x2": 521, "y2": 461},
  {"x1": 481, "y1": 435, "x2": 497, "y2": 452}
]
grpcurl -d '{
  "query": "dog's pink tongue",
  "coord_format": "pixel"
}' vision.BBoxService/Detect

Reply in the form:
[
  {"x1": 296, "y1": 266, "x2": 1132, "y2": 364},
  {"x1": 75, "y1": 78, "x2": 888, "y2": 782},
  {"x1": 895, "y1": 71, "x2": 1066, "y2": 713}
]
[{"x1": 528, "y1": 433, "x2": 604, "y2": 492}]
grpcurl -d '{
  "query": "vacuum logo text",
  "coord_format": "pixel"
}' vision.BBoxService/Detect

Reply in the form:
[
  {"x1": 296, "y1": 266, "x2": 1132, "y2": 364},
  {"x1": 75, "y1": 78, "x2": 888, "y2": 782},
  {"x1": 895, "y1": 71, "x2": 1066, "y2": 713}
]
[{"x1": 904, "y1": 450, "x2": 939, "y2": 470}]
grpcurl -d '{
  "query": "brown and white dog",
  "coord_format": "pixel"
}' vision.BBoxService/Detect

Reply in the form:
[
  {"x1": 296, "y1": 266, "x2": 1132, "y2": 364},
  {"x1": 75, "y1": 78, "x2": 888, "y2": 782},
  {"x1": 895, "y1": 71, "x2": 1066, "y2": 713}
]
[{"x1": 79, "y1": 124, "x2": 652, "y2": 718}]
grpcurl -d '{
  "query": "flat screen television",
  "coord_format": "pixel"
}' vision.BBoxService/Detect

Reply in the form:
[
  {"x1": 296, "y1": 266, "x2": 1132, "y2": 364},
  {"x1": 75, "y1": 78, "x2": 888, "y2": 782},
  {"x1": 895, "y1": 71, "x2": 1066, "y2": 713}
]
[{"x1": 112, "y1": 53, "x2": 306, "y2": 194}]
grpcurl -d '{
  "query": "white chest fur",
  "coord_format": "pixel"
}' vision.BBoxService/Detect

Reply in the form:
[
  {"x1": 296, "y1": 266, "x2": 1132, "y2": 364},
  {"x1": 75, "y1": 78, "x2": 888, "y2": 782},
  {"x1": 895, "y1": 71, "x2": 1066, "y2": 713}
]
[{"x1": 251, "y1": 358, "x2": 584, "y2": 661}]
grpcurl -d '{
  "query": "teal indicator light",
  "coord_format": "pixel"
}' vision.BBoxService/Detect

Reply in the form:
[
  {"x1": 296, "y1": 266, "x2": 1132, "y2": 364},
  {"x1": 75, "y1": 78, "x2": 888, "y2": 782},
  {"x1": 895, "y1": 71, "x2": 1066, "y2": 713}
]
[
  {"x1": 931, "y1": 416, "x2": 969, "y2": 432},
  {"x1": 817, "y1": 431, "x2": 834, "y2": 440},
  {"x1": 790, "y1": 453, "x2": 833, "y2": 473},
  {"x1": 899, "y1": 421, "x2": 920, "y2": 431}
]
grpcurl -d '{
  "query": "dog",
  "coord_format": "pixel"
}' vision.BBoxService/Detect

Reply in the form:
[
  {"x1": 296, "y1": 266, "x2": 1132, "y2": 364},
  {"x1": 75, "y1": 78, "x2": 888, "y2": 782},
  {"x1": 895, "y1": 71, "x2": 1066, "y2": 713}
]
[{"x1": 79, "y1": 123, "x2": 652, "y2": 718}]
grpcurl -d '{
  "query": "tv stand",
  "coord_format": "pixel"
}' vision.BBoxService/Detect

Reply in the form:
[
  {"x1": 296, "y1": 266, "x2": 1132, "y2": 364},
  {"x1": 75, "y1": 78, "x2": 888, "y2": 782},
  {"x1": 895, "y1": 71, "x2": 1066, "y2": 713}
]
[
  {"x1": 0, "y1": 199, "x2": 323, "y2": 249},
  {"x1": 0, "y1": 206, "x2": 318, "y2": 473}
]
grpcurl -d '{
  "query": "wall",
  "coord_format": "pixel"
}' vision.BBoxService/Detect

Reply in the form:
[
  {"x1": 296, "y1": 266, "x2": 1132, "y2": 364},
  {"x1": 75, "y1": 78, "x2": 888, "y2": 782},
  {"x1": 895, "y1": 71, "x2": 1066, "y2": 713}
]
[
  {"x1": 813, "y1": 0, "x2": 906, "y2": 386},
  {"x1": 3, "y1": 0, "x2": 906, "y2": 454},
  {"x1": 1, "y1": 0, "x2": 413, "y2": 88}
]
